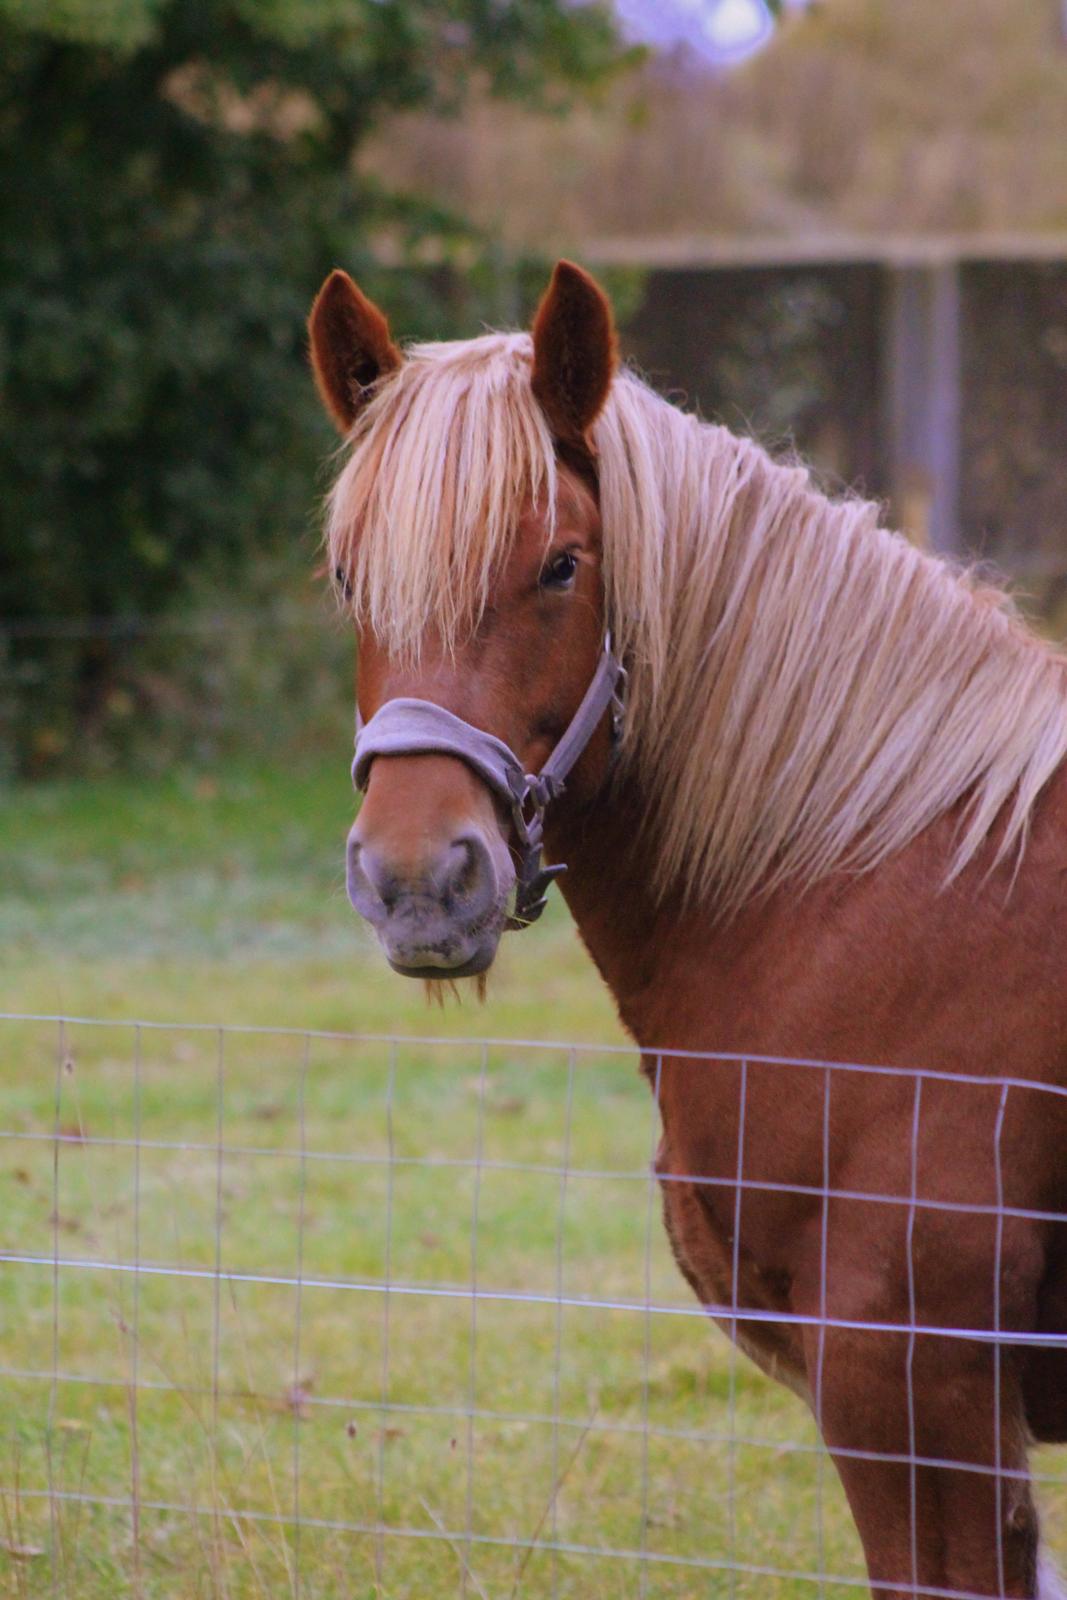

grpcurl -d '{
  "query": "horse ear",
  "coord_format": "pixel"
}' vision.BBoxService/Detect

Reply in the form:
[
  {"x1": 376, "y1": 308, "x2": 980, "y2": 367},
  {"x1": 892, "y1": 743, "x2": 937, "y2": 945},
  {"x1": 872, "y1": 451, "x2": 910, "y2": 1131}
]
[
  {"x1": 531, "y1": 260, "x2": 617, "y2": 447},
  {"x1": 308, "y1": 269, "x2": 402, "y2": 434}
]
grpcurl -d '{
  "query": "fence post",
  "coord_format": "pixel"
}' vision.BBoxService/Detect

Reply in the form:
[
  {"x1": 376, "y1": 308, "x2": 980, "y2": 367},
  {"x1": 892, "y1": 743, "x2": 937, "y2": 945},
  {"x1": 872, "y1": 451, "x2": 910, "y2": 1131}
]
[{"x1": 882, "y1": 259, "x2": 962, "y2": 555}]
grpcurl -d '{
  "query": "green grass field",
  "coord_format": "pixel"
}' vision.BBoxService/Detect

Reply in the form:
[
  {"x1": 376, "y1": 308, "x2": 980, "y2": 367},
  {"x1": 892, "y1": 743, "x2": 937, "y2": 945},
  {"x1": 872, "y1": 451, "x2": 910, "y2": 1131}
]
[{"x1": 2, "y1": 760, "x2": 1065, "y2": 1597}]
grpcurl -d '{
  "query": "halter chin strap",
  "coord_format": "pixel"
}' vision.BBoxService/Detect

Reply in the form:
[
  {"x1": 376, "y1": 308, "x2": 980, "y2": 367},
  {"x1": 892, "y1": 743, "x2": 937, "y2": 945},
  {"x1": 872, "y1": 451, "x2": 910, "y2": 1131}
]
[{"x1": 352, "y1": 633, "x2": 626, "y2": 929}]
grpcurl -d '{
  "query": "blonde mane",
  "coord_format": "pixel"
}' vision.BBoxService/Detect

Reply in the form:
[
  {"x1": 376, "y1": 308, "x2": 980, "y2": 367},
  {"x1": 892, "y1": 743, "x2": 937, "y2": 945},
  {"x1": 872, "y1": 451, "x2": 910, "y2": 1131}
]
[{"x1": 327, "y1": 332, "x2": 1067, "y2": 917}]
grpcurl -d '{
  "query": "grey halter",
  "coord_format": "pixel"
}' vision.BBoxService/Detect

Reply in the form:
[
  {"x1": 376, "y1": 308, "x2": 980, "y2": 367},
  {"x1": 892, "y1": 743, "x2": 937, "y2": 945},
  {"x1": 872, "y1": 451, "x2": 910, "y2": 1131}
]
[{"x1": 352, "y1": 634, "x2": 626, "y2": 929}]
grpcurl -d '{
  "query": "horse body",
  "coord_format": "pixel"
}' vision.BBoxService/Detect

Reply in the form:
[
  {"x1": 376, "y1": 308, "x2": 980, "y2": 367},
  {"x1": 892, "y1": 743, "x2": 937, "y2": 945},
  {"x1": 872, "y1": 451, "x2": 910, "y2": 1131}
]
[
  {"x1": 307, "y1": 261, "x2": 1067, "y2": 1597},
  {"x1": 550, "y1": 756, "x2": 1067, "y2": 1310},
  {"x1": 558, "y1": 754, "x2": 1067, "y2": 1595}
]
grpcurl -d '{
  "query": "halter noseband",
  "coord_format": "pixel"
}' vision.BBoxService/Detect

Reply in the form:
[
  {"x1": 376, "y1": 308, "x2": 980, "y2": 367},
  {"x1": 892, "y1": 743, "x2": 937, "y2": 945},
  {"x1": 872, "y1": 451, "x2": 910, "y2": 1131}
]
[{"x1": 351, "y1": 633, "x2": 626, "y2": 930}]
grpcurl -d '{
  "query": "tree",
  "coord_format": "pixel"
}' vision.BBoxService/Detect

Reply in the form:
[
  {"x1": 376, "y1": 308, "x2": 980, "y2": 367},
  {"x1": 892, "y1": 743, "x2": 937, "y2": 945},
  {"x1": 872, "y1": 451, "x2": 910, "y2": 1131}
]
[{"x1": 0, "y1": 0, "x2": 628, "y2": 770}]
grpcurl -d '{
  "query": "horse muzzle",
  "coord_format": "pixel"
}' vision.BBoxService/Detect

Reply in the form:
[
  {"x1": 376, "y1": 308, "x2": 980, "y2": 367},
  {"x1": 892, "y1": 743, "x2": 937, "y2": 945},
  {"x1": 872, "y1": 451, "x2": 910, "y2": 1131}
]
[
  {"x1": 346, "y1": 818, "x2": 516, "y2": 978},
  {"x1": 347, "y1": 635, "x2": 626, "y2": 972}
]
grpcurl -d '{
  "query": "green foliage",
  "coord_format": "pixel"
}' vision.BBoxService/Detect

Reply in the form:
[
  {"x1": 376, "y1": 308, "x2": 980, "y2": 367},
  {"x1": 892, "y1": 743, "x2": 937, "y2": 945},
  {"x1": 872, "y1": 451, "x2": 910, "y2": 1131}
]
[{"x1": 0, "y1": 0, "x2": 626, "y2": 773}]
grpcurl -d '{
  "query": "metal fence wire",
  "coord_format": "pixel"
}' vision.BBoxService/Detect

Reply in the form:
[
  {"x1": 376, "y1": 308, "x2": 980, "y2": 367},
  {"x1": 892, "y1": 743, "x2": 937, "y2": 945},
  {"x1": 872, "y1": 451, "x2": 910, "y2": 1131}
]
[{"x1": 1, "y1": 1013, "x2": 1066, "y2": 1598}]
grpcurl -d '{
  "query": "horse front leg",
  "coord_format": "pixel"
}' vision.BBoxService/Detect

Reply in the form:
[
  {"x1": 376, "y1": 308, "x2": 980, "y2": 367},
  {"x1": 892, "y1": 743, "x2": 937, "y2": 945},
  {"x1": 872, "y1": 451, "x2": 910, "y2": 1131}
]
[{"x1": 803, "y1": 1321, "x2": 1041, "y2": 1600}]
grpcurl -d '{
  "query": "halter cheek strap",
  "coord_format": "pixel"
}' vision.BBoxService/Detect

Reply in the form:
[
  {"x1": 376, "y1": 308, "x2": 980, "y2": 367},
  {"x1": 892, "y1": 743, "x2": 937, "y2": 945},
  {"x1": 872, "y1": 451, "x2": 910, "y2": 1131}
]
[{"x1": 351, "y1": 633, "x2": 626, "y2": 929}]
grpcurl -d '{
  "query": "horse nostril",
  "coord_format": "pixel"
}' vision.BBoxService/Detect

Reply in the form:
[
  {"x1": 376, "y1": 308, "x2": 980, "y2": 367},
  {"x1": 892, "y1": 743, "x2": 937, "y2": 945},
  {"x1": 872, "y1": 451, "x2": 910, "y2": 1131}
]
[
  {"x1": 346, "y1": 822, "x2": 502, "y2": 929},
  {"x1": 444, "y1": 839, "x2": 477, "y2": 896},
  {"x1": 441, "y1": 832, "x2": 497, "y2": 917},
  {"x1": 346, "y1": 833, "x2": 396, "y2": 923},
  {"x1": 359, "y1": 846, "x2": 399, "y2": 908}
]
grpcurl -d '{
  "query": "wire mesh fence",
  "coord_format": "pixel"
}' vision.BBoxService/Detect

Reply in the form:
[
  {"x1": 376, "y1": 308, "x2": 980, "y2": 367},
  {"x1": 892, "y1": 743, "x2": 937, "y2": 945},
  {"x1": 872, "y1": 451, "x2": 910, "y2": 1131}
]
[{"x1": 1, "y1": 1013, "x2": 1066, "y2": 1598}]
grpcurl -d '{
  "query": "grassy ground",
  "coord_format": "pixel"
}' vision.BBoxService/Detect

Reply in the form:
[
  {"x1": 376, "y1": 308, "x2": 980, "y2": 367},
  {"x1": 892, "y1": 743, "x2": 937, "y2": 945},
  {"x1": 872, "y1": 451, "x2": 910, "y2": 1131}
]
[{"x1": 1, "y1": 761, "x2": 1064, "y2": 1597}]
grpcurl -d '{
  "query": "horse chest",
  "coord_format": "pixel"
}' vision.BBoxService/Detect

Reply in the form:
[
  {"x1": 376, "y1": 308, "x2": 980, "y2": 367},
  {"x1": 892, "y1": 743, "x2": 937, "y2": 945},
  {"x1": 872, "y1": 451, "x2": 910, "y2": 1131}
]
[{"x1": 654, "y1": 1132, "x2": 811, "y2": 1400}]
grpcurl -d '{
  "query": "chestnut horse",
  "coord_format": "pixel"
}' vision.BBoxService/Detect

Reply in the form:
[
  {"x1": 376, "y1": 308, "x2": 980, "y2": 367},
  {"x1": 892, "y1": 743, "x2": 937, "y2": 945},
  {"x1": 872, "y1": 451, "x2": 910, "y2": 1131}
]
[{"x1": 308, "y1": 261, "x2": 1067, "y2": 1599}]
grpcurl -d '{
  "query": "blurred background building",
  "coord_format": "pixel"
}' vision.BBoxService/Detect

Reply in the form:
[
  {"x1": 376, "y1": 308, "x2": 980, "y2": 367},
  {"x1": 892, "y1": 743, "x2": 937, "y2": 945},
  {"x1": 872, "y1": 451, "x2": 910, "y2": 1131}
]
[{"x1": 366, "y1": 0, "x2": 1067, "y2": 573}]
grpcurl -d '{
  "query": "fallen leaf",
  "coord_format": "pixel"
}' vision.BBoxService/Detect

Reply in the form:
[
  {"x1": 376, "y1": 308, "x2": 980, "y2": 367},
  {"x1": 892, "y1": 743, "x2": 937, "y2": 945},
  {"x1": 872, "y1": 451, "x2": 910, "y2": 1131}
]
[
  {"x1": 489, "y1": 1096, "x2": 526, "y2": 1116},
  {"x1": 46, "y1": 1211, "x2": 82, "y2": 1233}
]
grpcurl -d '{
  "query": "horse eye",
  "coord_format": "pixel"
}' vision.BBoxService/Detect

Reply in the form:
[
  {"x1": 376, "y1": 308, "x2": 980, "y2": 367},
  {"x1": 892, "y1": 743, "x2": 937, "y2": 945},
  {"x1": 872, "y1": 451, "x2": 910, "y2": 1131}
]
[
  {"x1": 540, "y1": 551, "x2": 578, "y2": 590},
  {"x1": 335, "y1": 565, "x2": 353, "y2": 601}
]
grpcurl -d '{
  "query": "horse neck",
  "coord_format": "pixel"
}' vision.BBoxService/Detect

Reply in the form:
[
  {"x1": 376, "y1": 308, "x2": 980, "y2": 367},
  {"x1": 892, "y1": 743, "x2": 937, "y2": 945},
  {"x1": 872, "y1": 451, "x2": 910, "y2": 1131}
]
[
  {"x1": 543, "y1": 767, "x2": 729, "y2": 1050},
  {"x1": 545, "y1": 739, "x2": 1067, "y2": 1067}
]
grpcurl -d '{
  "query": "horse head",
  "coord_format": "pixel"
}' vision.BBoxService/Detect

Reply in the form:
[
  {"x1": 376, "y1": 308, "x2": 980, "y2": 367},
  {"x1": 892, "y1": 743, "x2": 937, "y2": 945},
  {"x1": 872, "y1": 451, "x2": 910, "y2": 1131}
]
[{"x1": 309, "y1": 261, "x2": 621, "y2": 979}]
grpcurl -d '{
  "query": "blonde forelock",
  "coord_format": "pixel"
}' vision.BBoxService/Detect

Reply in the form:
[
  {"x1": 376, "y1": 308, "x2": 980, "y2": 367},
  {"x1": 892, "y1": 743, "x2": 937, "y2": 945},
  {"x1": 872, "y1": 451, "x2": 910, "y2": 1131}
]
[{"x1": 328, "y1": 333, "x2": 557, "y2": 663}]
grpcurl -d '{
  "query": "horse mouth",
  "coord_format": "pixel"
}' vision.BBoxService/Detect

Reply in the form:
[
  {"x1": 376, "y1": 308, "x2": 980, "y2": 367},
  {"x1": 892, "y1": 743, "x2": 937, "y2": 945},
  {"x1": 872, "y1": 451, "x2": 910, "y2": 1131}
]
[
  {"x1": 377, "y1": 912, "x2": 503, "y2": 980},
  {"x1": 383, "y1": 930, "x2": 499, "y2": 980},
  {"x1": 386, "y1": 946, "x2": 497, "y2": 980}
]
